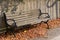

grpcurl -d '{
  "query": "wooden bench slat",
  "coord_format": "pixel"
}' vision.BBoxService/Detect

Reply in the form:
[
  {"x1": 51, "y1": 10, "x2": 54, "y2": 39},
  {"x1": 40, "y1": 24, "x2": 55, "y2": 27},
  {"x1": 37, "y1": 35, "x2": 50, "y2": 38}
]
[
  {"x1": 16, "y1": 18, "x2": 38, "y2": 27},
  {"x1": 6, "y1": 13, "x2": 38, "y2": 19},
  {"x1": 7, "y1": 16, "x2": 37, "y2": 25},
  {"x1": 6, "y1": 9, "x2": 39, "y2": 17}
]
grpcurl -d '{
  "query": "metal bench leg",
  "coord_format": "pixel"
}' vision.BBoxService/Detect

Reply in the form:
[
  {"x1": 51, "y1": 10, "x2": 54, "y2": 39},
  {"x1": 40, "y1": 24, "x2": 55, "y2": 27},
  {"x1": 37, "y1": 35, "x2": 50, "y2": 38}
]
[
  {"x1": 10, "y1": 28, "x2": 16, "y2": 37},
  {"x1": 40, "y1": 20, "x2": 49, "y2": 29},
  {"x1": 3, "y1": 12, "x2": 16, "y2": 37},
  {"x1": 3, "y1": 12, "x2": 9, "y2": 35},
  {"x1": 44, "y1": 20, "x2": 49, "y2": 29}
]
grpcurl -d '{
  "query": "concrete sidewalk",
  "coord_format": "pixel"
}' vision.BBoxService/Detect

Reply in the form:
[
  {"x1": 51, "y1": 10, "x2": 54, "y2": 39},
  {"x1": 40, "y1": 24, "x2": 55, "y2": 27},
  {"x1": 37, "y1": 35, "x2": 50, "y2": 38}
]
[
  {"x1": 29, "y1": 27, "x2": 60, "y2": 40},
  {"x1": 48, "y1": 27, "x2": 60, "y2": 40}
]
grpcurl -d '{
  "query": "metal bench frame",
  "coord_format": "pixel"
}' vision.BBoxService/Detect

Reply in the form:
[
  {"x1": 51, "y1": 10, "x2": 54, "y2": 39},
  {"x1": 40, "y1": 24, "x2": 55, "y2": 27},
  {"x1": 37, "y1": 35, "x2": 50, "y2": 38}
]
[{"x1": 3, "y1": 9, "x2": 50, "y2": 36}]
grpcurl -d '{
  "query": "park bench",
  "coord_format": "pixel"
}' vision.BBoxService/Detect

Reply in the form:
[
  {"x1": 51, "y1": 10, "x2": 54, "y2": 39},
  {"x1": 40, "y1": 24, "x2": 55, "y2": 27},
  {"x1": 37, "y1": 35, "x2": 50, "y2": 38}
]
[{"x1": 1, "y1": 9, "x2": 50, "y2": 35}]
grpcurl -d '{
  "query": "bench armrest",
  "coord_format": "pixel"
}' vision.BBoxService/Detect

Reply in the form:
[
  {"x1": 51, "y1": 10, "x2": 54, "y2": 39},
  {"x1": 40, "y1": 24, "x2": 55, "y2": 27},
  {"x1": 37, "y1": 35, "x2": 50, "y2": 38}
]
[{"x1": 7, "y1": 19, "x2": 17, "y2": 27}]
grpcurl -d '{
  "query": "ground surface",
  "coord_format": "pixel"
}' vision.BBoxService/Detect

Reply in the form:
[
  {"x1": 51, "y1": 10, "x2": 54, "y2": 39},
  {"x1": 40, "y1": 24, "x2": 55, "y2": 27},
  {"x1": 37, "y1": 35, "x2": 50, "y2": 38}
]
[{"x1": 0, "y1": 19, "x2": 60, "y2": 40}]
